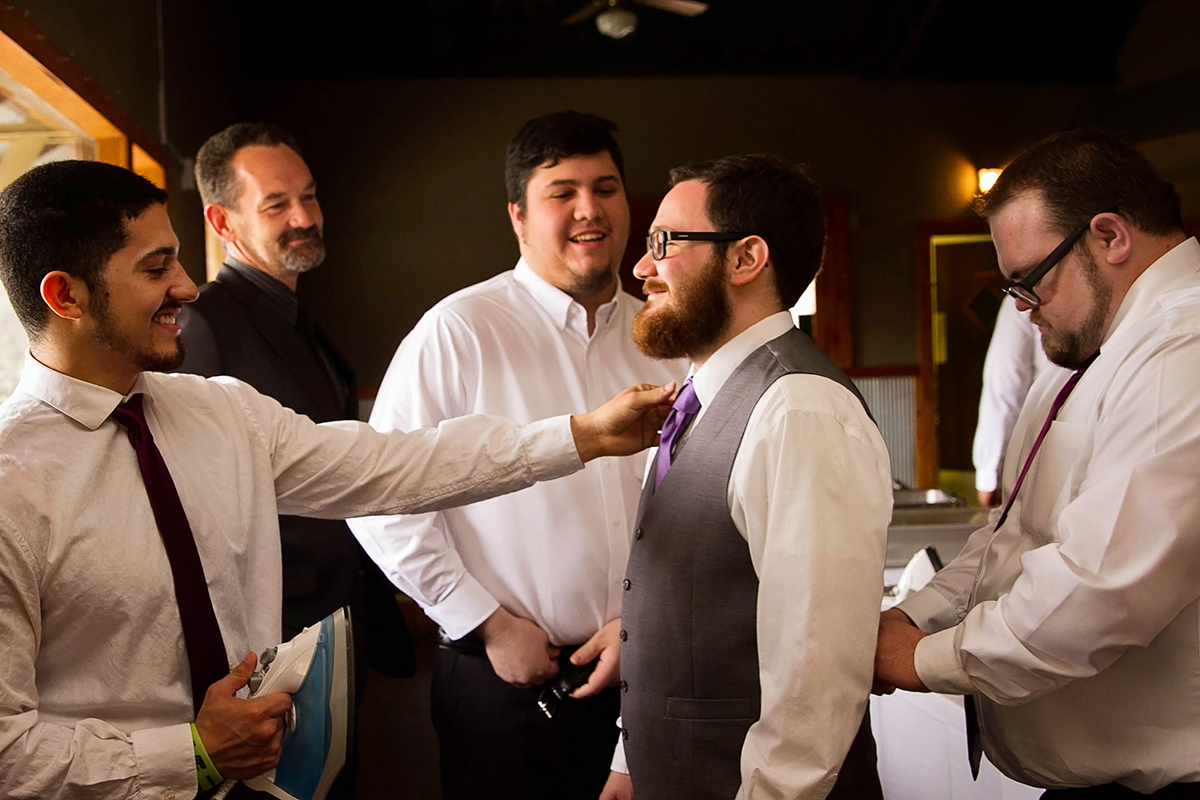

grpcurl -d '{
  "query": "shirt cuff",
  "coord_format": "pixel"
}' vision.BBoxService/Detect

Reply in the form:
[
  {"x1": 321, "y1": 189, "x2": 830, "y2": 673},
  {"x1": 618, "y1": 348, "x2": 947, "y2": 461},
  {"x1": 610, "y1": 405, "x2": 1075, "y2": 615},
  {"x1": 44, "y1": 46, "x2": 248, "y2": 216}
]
[
  {"x1": 913, "y1": 627, "x2": 973, "y2": 695},
  {"x1": 523, "y1": 415, "x2": 583, "y2": 482},
  {"x1": 975, "y1": 468, "x2": 999, "y2": 492},
  {"x1": 131, "y1": 722, "x2": 197, "y2": 799},
  {"x1": 425, "y1": 573, "x2": 501, "y2": 641},
  {"x1": 609, "y1": 719, "x2": 628, "y2": 774},
  {"x1": 896, "y1": 587, "x2": 956, "y2": 633}
]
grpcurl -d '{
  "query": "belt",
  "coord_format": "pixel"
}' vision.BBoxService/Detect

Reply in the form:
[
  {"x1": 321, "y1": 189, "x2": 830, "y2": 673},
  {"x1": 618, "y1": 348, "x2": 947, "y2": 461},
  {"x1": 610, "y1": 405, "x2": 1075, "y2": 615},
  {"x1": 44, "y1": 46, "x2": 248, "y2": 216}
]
[
  {"x1": 1042, "y1": 782, "x2": 1200, "y2": 799},
  {"x1": 436, "y1": 628, "x2": 583, "y2": 659}
]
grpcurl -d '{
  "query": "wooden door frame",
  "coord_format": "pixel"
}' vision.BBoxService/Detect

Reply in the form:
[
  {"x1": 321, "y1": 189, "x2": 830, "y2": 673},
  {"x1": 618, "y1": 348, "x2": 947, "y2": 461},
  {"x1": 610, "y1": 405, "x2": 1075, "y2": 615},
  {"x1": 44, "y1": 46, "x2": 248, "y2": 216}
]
[{"x1": 915, "y1": 219, "x2": 990, "y2": 487}]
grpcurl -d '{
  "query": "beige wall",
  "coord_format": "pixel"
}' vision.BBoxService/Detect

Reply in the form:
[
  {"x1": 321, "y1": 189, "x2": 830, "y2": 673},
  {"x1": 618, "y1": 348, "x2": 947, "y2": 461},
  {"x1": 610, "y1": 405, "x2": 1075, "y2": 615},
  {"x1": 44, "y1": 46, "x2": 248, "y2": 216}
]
[{"x1": 249, "y1": 75, "x2": 1105, "y2": 385}]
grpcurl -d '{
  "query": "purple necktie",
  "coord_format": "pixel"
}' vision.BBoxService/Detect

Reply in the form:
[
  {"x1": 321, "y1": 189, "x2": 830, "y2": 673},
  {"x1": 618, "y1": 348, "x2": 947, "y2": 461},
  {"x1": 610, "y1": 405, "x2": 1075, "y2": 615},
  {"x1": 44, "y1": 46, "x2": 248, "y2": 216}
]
[
  {"x1": 993, "y1": 360, "x2": 1091, "y2": 531},
  {"x1": 112, "y1": 394, "x2": 228, "y2": 715},
  {"x1": 966, "y1": 358, "x2": 1092, "y2": 778},
  {"x1": 654, "y1": 377, "x2": 701, "y2": 489}
]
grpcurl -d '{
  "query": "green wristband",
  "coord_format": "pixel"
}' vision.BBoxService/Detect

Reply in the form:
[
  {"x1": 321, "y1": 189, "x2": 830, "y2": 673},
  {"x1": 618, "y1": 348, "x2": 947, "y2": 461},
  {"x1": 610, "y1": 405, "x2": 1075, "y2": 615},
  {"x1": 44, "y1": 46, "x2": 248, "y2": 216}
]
[{"x1": 190, "y1": 723, "x2": 224, "y2": 792}]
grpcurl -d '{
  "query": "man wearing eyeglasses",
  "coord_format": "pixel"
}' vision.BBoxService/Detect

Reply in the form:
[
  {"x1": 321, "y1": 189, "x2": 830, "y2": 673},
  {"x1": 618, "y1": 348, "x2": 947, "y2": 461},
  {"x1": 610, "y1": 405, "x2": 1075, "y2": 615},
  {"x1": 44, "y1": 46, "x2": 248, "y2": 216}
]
[
  {"x1": 874, "y1": 130, "x2": 1200, "y2": 796},
  {"x1": 600, "y1": 154, "x2": 892, "y2": 800},
  {"x1": 348, "y1": 111, "x2": 684, "y2": 800}
]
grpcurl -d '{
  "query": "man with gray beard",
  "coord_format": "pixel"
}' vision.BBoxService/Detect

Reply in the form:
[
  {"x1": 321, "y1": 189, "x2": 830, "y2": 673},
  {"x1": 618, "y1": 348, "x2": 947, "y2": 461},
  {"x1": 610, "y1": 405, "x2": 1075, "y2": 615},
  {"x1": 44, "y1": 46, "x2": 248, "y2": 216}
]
[{"x1": 178, "y1": 122, "x2": 413, "y2": 797}]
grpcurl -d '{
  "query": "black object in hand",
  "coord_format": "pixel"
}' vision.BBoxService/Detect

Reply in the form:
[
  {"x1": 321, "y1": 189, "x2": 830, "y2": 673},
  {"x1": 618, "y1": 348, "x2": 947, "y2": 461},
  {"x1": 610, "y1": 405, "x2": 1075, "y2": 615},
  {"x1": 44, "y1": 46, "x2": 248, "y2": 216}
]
[{"x1": 537, "y1": 658, "x2": 598, "y2": 719}]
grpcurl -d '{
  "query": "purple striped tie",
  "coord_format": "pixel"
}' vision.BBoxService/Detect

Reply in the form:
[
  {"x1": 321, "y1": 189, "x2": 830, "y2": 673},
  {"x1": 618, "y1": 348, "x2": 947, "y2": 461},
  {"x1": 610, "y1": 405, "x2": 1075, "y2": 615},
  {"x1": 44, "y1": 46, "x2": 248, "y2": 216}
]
[
  {"x1": 112, "y1": 395, "x2": 228, "y2": 715},
  {"x1": 655, "y1": 377, "x2": 701, "y2": 489}
]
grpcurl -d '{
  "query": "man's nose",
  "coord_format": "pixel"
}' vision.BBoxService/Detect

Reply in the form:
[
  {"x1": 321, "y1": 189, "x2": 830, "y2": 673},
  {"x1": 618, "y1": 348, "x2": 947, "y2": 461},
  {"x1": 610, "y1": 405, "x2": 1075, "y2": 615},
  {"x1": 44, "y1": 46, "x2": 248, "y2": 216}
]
[{"x1": 632, "y1": 250, "x2": 656, "y2": 280}]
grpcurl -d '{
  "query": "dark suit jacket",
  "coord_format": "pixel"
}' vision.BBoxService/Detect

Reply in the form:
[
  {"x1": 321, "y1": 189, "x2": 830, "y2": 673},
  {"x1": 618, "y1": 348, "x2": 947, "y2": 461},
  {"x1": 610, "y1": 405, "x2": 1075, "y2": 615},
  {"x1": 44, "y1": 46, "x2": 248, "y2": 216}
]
[{"x1": 178, "y1": 264, "x2": 413, "y2": 682}]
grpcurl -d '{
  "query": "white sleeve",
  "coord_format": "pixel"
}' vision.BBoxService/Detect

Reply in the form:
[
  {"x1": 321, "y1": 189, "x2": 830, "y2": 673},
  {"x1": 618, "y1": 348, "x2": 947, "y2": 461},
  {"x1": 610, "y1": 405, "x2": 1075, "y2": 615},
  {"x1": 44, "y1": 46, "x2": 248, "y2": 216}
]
[
  {"x1": 346, "y1": 310, "x2": 501, "y2": 638},
  {"x1": 973, "y1": 297, "x2": 1040, "y2": 492},
  {"x1": 0, "y1": 518, "x2": 195, "y2": 799},
  {"x1": 730, "y1": 378, "x2": 892, "y2": 799},
  {"x1": 918, "y1": 336, "x2": 1200, "y2": 702}
]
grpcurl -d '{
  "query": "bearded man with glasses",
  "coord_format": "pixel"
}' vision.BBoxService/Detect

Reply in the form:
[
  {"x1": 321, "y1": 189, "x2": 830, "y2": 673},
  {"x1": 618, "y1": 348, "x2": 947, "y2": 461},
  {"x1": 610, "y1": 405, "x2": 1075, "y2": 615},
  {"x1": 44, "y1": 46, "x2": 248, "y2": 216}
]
[{"x1": 875, "y1": 129, "x2": 1200, "y2": 798}]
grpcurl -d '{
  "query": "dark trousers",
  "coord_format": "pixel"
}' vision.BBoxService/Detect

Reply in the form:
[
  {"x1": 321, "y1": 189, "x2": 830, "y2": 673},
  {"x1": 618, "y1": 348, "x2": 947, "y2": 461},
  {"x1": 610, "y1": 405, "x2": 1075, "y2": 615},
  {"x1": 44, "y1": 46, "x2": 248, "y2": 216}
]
[
  {"x1": 431, "y1": 645, "x2": 621, "y2": 800},
  {"x1": 1042, "y1": 784, "x2": 1200, "y2": 799}
]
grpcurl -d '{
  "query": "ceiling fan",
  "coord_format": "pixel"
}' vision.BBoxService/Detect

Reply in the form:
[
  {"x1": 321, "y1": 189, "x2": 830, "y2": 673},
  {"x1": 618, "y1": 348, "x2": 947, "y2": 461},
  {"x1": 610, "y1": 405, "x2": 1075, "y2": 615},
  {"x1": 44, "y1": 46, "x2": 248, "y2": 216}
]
[{"x1": 562, "y1": 0, "x2": 709, "y2": 40}]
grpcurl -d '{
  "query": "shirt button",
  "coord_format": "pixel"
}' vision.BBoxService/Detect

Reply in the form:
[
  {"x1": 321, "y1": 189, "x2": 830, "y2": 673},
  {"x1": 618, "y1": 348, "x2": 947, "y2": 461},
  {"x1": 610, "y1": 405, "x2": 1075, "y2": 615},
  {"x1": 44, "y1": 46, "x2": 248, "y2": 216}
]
[
  {"x1": 623, "y1": 578, "x2": 632, "y2": 591},
  {"x1": 620, "y1": 680, "x2": 629, "y2": 692},
  {"x1": 619, "y1": 629, "x2": 628, "y2": 642},
  {"x1": 634, "y1": 528, "x2": 644, "y2": 540}
]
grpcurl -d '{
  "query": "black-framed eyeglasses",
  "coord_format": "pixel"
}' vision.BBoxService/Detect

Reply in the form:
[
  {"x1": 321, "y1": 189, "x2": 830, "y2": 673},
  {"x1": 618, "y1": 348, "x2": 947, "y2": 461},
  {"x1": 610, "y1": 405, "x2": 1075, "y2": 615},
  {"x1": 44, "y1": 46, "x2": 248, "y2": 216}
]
[
  {"x1": 646, "y1": 229, "x2": 753, "y2": 261},
  {"x1": 1003, "y1": 205, "x2": 1119, "y2": 308}
]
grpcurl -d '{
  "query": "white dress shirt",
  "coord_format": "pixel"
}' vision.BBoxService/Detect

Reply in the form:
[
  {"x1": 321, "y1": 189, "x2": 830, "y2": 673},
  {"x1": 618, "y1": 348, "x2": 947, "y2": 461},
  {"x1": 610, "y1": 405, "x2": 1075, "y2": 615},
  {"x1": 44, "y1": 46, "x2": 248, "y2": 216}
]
[
  {"x1": 0, "y1": 354, "x2": 581, "y2": 800},
  {"x1": 973, "y1": 295, "x2": 1062, "y2": 493},
  {"x1": 612, "y1": 312, "x2": 893, "y2": 799},
  {"x1": 901, "y1": 238, "x2": 1200, "y2": 792},
  {"x1": 349, "y1": 260, "x2": 685, "y2": 644}
]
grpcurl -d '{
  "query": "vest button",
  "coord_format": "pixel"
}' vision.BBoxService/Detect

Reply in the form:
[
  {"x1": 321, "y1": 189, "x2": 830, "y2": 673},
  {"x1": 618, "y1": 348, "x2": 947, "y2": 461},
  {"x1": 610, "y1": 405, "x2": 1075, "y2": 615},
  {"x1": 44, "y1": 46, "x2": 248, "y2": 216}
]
[
  {"x1": 620, "y1": 680, "x2": 628, "y2": 692},
  {"x1": 623, "y1": 578, "x2": 631, "y2": 591},
  {"x1": 634, "y1": 528, "x2": 644, "y2": 540},
  {"x1": 619, "y1": 629, "x2": 628, "y2": 642}
]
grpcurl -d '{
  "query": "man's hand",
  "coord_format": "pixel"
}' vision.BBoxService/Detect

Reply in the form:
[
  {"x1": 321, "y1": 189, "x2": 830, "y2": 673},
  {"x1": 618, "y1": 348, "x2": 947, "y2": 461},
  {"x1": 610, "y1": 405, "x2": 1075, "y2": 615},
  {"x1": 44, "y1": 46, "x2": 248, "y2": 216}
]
[
  {"x1": 571, "y1": 383, "x2": 676, "y2": 462},
  {"x1": 873, "y1": 608, "x2": 930, "y2": 694},
  {"x1": 476, "y1": 607, "x2": 560, "y2": 689},
  {"x1": 600, "y1": 770, "x2": 636, "y2": 800},
  {"x1": 194, "y1": 652, "x2": 293, "y2": 779},
  {"x1": 978, "y1": 489, "x2": 1001, "y2": 507},
  {"x1": 570, "y1": 618, "x2": 621, "y2": 699}
]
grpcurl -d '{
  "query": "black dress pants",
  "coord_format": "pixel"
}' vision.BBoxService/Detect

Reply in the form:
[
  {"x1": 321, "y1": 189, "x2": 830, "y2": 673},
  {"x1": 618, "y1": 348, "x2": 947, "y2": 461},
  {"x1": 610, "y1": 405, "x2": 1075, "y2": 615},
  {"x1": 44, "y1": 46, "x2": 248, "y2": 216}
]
[{"x1": 431, "y1": 645, "x2": 621, "y2": 800}]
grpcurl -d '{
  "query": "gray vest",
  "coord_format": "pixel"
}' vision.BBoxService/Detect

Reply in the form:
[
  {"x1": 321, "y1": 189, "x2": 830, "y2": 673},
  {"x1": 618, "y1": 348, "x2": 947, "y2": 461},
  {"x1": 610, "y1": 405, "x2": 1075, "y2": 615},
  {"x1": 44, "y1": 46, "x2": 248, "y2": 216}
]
[{"x1": 621, "y1": 327, "x2": 883, "y2": 800}]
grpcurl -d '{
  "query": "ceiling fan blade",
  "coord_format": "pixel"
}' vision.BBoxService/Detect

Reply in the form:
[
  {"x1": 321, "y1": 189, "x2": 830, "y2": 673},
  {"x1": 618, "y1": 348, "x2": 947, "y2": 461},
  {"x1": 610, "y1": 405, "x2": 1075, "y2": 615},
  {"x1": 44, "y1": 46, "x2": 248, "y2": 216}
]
[
  {"x1": 562, "y1": 0, "x2": 610, "y2": 26},
  {"x1": 633, "y1": 0, "x2": 708, "y2": 17}
]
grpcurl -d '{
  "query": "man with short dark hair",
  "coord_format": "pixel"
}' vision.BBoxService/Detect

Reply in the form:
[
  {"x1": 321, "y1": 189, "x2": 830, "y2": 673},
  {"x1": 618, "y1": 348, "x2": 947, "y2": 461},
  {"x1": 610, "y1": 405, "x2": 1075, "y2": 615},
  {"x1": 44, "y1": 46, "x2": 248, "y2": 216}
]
[
  {"x1": 603, "y1": 154, "x2": 891, "y2": 800},
  {"x1": 179, "y1": 127, "x2": 413, "y2": 793},
  {"x1": 0, "y1": 158, "x2": 670, "y2": 800},
  {"x1": 874, "y1": 129, "x2": 1200, "y2": 796},
  {"x1": 349, "y1": 111, "x2": 685, "y2": 800}
]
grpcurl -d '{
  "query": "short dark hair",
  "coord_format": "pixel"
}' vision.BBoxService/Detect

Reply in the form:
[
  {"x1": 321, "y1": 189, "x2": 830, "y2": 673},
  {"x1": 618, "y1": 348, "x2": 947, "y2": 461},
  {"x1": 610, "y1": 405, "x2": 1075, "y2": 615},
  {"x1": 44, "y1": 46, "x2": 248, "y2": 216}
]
[
  {"x1": 669, "y1": 154, "x2": 825, "y2": 309},
  {"x1": 195, "y1": 122, "x2": 302, "y2": 207},
  {"x1": 504, "y1": 111, "x2": 625, "y2": 211},
  {"x1": 0, "y1": 160, "x2": 167, "y2": 338},
  {"x1": 974, "y1": 129, "x2": 1182, "y2": 237}
]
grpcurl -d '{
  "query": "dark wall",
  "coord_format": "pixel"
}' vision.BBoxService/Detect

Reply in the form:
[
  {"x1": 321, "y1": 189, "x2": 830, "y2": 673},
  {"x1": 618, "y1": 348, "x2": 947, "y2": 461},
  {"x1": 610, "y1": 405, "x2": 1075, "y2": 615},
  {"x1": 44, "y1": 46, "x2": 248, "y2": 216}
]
[{"x1": 248, "y1": 76, "x2": 1104, "y2": 385}]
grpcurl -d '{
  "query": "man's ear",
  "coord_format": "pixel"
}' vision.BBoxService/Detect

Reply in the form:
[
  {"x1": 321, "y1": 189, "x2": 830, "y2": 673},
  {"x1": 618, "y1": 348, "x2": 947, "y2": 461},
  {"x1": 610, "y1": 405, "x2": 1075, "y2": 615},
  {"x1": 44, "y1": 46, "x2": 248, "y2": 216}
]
[
  {"x1": 39, "y1": 271, "x2": 87, "y2": 321},
  {"x1": 1091, "y1": 211, "x2": 1134, "y2": 266},
  {"x1": 507, "y1": 201, "x2": 525, "y2": 241},
  {"x1": 204, "y1": 203, "x2": 237, "y2": 244},
  {"x1": 727, "y1": 235, "x2": 771, "y2": 288}
]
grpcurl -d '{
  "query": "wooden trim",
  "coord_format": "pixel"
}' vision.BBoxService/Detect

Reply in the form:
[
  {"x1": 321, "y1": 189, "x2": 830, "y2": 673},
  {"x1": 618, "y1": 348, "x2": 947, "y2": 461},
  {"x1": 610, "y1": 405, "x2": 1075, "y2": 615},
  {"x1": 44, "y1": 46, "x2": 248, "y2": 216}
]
[
  {"x1": 915, "y1": 218, "x2": 988, "y2": 488},
  {"x1": 845, "y1": 364, "x2": 918, "y2": 378},
  {"x1": 815, "y1": 193, "x2": 854, "y2": 370},
  {"x1": 0, "y1": 5, "x2": 167, "y2": 167}
]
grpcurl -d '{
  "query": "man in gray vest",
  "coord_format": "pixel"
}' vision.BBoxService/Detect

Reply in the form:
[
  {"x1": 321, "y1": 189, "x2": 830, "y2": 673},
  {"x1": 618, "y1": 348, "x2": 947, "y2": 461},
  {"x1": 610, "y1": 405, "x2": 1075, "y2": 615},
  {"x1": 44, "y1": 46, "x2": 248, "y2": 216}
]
[{"x1": 597, "y1": 154, "x2": 892, "y2": 800}]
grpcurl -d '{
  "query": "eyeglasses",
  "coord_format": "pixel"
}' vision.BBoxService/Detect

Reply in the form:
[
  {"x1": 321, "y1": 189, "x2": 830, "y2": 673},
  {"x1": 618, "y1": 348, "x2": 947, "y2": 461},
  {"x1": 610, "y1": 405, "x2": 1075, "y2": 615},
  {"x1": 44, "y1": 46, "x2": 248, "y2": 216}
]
[
  {"x1": 1003, "y1": 205, "x2": 1119, "y2": 308},
  {"x1": 645, "y1": 229, "x2": 752, "y2": 261}
]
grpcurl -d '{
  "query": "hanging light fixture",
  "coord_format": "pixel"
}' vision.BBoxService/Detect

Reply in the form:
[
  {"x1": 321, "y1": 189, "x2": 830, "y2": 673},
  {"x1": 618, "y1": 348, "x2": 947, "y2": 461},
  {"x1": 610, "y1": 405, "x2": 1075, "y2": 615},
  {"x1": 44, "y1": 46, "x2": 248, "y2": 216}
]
[{"x1": 596, "y1": 7, "x2": 638, "y2": 38}]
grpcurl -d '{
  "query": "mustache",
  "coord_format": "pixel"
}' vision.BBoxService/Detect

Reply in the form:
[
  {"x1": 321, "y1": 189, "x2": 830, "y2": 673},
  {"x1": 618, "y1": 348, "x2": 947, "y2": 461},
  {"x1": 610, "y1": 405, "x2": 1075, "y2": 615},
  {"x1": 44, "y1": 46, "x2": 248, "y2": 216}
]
[
  {"x1": 278, "y1": 225, "x2": 322, "y2": 246},
  {"x1": 642, "y1": 280, "x2": 669, "y2": 295}
]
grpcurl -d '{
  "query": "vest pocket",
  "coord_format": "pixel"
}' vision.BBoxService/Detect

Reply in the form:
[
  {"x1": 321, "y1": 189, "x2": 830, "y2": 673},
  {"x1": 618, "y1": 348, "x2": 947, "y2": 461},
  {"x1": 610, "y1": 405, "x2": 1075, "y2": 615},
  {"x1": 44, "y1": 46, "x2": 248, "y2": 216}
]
[{"x1": 665, "y1": 696, "x2": 757, "y2": 720}]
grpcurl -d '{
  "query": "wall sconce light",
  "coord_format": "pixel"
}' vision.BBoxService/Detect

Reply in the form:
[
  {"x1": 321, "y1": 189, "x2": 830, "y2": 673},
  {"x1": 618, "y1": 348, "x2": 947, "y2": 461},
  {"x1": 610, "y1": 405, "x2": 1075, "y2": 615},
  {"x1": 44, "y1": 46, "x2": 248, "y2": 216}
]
[{"x1": 977, "y1": 168, "x2": 1002, "y2": 194}]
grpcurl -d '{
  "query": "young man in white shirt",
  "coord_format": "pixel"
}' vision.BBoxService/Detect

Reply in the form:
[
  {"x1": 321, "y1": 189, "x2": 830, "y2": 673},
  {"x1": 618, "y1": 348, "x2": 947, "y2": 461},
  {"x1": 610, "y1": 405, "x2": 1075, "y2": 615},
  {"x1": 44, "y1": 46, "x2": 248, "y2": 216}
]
[
  {"x1": 350, "y1": 111, "x2": 685, "y2": 800},
  {"x1": 875, "y1": 129, "x2": 1200, "y2": 796},
  {"x1": 0, "y1": 159, "x2": 671, "y2": 800}
]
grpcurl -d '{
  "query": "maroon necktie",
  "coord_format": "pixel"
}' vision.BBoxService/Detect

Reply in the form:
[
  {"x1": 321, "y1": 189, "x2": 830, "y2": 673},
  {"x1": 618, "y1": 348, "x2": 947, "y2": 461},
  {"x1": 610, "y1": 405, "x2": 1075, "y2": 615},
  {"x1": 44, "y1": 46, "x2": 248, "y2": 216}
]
[
  {"x1": 655, "y1": 378, "x2": 701, "y2": 489},
  {"x1": 966, "y1": 357, "x2": 1092, "y2": 778},
  {"x1": 112, "y1": 394, "x2": 228, "y2": 715}
]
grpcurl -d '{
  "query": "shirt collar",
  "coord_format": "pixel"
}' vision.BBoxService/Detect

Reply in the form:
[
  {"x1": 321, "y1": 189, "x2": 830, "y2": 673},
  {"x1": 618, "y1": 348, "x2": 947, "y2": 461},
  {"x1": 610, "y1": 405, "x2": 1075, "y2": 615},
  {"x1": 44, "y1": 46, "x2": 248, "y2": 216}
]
[
  {"x1": 690, "y1": 312, "x2": 796, "y2": 409},
  {"x1": 1103, "y1": 237, "x2": 1200, "y2": 347},
  {"x1": 225, "y1": 256, "x2": 300, "y2": 325},
  {"x1": 512, "y1": 258, "x2": 620, "y2": 334},
  {"x1": 18, "y1": 351, "x2": 132, "y2": 430}
]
